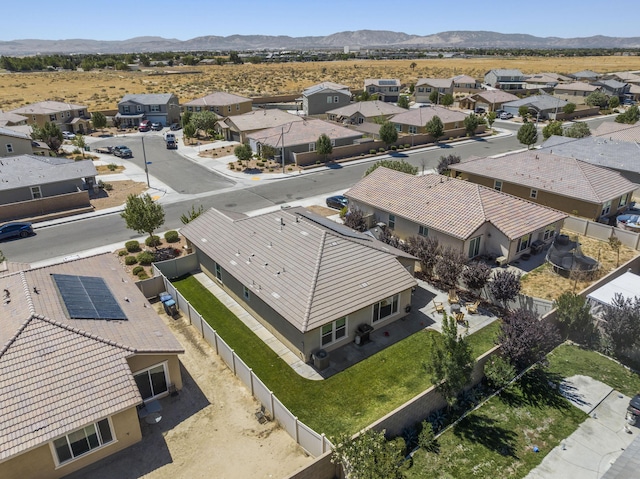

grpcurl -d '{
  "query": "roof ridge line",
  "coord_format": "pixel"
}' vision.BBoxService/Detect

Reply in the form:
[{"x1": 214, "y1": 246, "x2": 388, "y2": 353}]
[
  {"x1": 19, "y1": 271, "x2": 37, "y2": 317},
  {"x1": 574, "y1": 158, "x2": 602, "y2": 201},
  {"x1": 301, "y1": 231, "x2": 325, "y2": 332},
  {"x1": 0, "y1": 316, "x2": 34, "y2": 359}
]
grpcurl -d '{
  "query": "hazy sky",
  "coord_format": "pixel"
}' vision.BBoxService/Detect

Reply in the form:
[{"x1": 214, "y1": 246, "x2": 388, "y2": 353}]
[{"x1": 2, "y1": 0, "x2": 637, "y2": 41}]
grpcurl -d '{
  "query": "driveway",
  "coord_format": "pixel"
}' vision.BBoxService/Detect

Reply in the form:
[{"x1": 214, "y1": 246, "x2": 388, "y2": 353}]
[{"x1": 525, "y1": 375, "x2": 637, "y2": 479}]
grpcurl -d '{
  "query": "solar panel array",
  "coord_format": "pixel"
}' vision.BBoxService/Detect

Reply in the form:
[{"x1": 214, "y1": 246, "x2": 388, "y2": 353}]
[
  {"x1": 378, "y1": 80, "x2": 397, "y2": 86},
  {"x1": 52, "y1": 274, "x2": 128, "y2": 321}
]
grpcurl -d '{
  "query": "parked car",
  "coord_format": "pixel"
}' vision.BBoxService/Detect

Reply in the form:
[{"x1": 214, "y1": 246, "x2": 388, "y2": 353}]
[
  {"x1": 169, "y1": 123, "x2": 182, "y2": 131},
  {"x1": 0, "y1": 222, "x2": 33, "y2": 240},
  {"x1": 474, "y1": 107, "x2": 486, "y2": 114},
  {"x1": 112, "y1": 145, "x2": 133, "y2": 158},
  {"x1": 166, "y1": 140, "x2": 177, "y2": 149},
  {"x1": 62, "y1": 131, "x2": 76, "y2": 140},
  {"x1": 500, "y1": 112, "x2": 513, "y2": 120},
  {"x1": 495, "y1": 109, "x2": 506, "y2": 116},
  {"x1": 623, "y1": 99, "x2": 636, "y2": 106},
  {"x1": 138, "y1": 120, "x2": 151, "y2": 132},
  {"x1": 151, "y1": 122, "x2": 163, "y2": 131},
  {"x1": 326, "y1": 195, "x2": 348, "y2": 210}
]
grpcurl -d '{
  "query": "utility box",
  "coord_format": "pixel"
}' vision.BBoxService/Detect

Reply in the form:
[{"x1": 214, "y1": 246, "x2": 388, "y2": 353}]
[{"x1": 313, "y1": 349, "x2": 330, "y2": 370}]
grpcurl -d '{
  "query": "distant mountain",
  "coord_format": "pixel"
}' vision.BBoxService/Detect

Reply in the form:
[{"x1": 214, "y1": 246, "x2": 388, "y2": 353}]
[{"x1": 1, "y1": 30, "x2": 640, "y2": 55}]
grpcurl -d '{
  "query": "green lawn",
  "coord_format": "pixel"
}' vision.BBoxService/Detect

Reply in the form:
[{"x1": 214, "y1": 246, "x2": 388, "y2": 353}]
[{"x1": 173, "y1": 275, "x2": 500, "y2": 437}]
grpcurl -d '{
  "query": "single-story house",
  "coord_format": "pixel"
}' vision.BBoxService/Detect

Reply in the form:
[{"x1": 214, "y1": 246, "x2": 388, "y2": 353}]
[
  {"x1": 451, "y1": 74, "x2": 481, "y2": 92},
  {"x1": 345, "y1": 167, "x2": 567, "y2": 263},
  {"x1": 326, "y1": 100, "x2": 405, "y2": 125},
  {"x1": 501, "y1": 94, "x2": 568, "y2": 120},
  {"x1": 246, "y1": 119, "x2": 363, "y2": 162},
  {"x1": 414, "y1": 78, "x2": 454, "y2": 104},
  {"x1": 603, "y1": 71, "x2": 640, "y2": 85},
  {"x1": 364, "y1": 79, "x2": 401, "y2": 102},
  {"x1": 457, "y1": 90, "x2": 520, "y2": 111},
  {"x1": 450, "y1": 151, "x2": 638, "y2": 221},
  {"x1": 389, "y1": 105, "x2": 470, "y2": 135},
  {"x1": 525, "y1": 72, "x2": 572, "y2": 88},
  {"x1": 180, "y1": 207, "x2": 417, "y2": 362},
  {"x1": 0, "y1": 111, "x2": 28, "y2": 128},
  {"x1": 627, "y1": 84, "x2": 640, "y2": 102},
  {"x1": 570, "y1": 70, "x2": 601, "y2": 81},
  {"x1": 0, "y1": 254, "x2": 184, "y2": 479},
  {"x1": 116, "y1": 93, "x2": 180, "y2": 127},
  {"x1": 216, "y1": 109, "x2": 304, "y2": 143},
  {"x1": 0, "y1": 154, "x2": 97, "y2": 221},
  {"x1": 9, "y1": 101, "x2": 91, "y2": 134},
  {"x1": 183, "y1": 91, "x2": 252, "y2": 117},
  {"x1": 484, "y1": 69, "x2": 526, "y2": 90},
  {"x1": 0, "y1": 127, "x2": 34, "y2": 157},
  {"x1": 552, "y1": 82, "x2": 601, "y2": 104},
  {"x1": 302, "y1": 82, "x2": 351, "y2": 116}
]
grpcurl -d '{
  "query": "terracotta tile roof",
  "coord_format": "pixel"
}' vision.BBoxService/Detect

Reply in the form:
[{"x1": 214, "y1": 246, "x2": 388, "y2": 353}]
[
  {"x1": 345, "y1": 168, "x2": 566, "y2": 241},
  {"x1": 389, "y1": 105, "x2": 466, "y2": 126},
  {"x1": 468, "y1": 90, "x2": 520, "y2": 104},
  {"x1": 415, "y1": 78, "x2": 453, "y2": 89},
  {"x1": 183, "y1": 91, "x2": 251, "y2": 107},
  {"x1": 326, "y1": 100, "x2": 405, "y2": 118},
  {"x1": 246, "y1": 119, "x2": 362, "y2": 148},
  {"x1": 555, "y1": 82, "x2": 600, "y2": 92},
  {"x1": 452, "y1": 151, "x2": 638, "y2": 203},
  {"x1": 451, "y1": 74, "x2": 478, "y2": 84},
  {"x1": 10, "y1": 101, "x2": 87, "y2": 115},
  {"x1": 180, "y1": 208, "x2": 416, "y2": 332}
]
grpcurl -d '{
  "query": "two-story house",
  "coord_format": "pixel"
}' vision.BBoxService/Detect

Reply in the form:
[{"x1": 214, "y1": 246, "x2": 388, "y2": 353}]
[
  {"x1": 414, "y1": 78, "x2": 454, "y2": 104},
  {"x1": 552, "y1": 82, "x2": 601, "y2": 104},
  {"x1": 302, "y1": 82, "x2": 351, "y2": 116},
  {"x1": 183, "y1": 91, "x2": 252, "y2": 117},
  {"x1": 0, "y1": 111, "x2": 28, "y2": 128},
  {"x1": 484, "y1": 69, "x2": 527, "y2": 91},
  {"x1": 364, "y1": 79, "x2": 401, "y2": 103},
  {"x1": 9, "y1": 101, "x2": 91, "y2": 134},
  {"x1": 116, "y1": 94, "x2": 180, "y2": 128},
  {"x1": 451, "y1": 74, "x2": 481, "y2": 92},
  {"x1": 326, "y1": 100, "x2": 405, "y2": 125},
  {"x1": 591, "y1": 79, "x2": 630, "y2": 101}
]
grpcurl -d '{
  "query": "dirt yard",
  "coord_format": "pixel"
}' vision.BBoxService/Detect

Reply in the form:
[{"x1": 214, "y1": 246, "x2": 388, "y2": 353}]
[
  {"x1": 65, "y1": 299, "x2": 314, "y2": 479},
  {"x1": 90, "y1": 180, "x2": 148, "y2": 210}
]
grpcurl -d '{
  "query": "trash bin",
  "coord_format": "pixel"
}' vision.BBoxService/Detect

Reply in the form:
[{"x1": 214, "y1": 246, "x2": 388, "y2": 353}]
[
  {"x1": 159, "y1": 292, "x2": 172, "y2": 303},
  {"x1": 312, "y1": 349, "x2": 330, "y2": 370},
  {"x1": 84, "y1": 145, "x2": 90, "y2": 151},
  {"x1": 163, "y1": 299, "x2": 177, "y2": 316}
]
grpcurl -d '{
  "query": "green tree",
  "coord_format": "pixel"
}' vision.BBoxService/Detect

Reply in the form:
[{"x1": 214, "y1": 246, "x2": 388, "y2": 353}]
[
  {"x1": 260, "y1": 144, "x2": 277, "y2": 160},
  {"x1": 602, "y1": 294, "x2": 640, "y2": 355},
  {"x1": 554, "y1": 292, "x2": 597, "y2": 345},
  {"x1": 425, "y1": 115, "x2": 444, "y2": 142},
  {"x1": 585, "y1": 92, "x2": 609, "y2": 108},
  {"x1": 72, "y1": 134, "x2": 86, "y2": 157},
  {"x1": 364, "y1": 159, "x2": 418, "y2": 176},
  {"x1": 234, "y1": 143, "x2": 253, "y2": 161},
  {"x1": 484, "y1": 356, "x2": 516, "y2": 390},
  {"x1": 609, "y1": 235, "x2": 622, "y2": 267},
  {"x1": 609, "y1": 96, "x2": 620, "y2": 109},
  {"x1": 180, "y1": 204, "x2": 205, "y2": 225},
  {"x1": 315, "y1": 133, "x2": 333, "y2": 162},
  {"x1": 429, "y1": 90, "x2": 439, "y2": 104},
  {"x1": 120, "y1": 194, "x2": 165, "y2": 248},
  {"x1": 397, "y1": 95, "x2": 410, "y2": 109},
  {"x1": 440, "y1": 93, "x2": 454, "y2": 107},
  {"x1": 182, "y1": 122, "x2": 196, "y2": 143},
  {"x1": 463, "y1": 113, "x2": 480, "y2": 136},
  {"x1": 564, "y1": 122, "x2": 591, "y2": 138},
  {"x1": 486, "y1": 111, "x2": 497, "y2": 128},
  {"x1": 615, "y1": 105, "x2": 640, "y2": 124},
  {"x1": 425, "y1": 313, "x2": 475, "y2": 407},
  {"x1": 229, "y1": 51, "x2": 243, "y2": 64},
  {"x1": 379, "y1": 121, "x2": 398, "y2": 148},
  {"x1": 331, "y1": 428, "x2": 404, "y2": 479},
  {"x1": 518, "y1": 105, "x2": 530, "y2": 119},
  {"x1": 191, "y1": 111, "x2": 218, "y2": 137},
  {"x1": 31, "y1": 121, "x2": 63, "y2": 152},
  {"x1": 517, "y1": 122, "x2": 538, "y2": 149},
  {"x1": 542, "y1": 120, "x2": 563, "y2": 140},
  {"x1": 91, "y1": 111, "x2": 107, "y2": 131},
  {"x1": 563, "y1": 102, "x2": 576, "y2": 115},
  {"x1": 182, "y1": 110, "x2": 192, "y2": 128},
  {"x1": 409, "y1": 62, "x2": 417, "y2": 71}
]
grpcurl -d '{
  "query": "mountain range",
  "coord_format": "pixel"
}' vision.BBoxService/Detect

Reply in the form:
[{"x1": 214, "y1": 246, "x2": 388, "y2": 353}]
[{"x1": 2, "y1": 30, "x2": 640, "y2": 55}]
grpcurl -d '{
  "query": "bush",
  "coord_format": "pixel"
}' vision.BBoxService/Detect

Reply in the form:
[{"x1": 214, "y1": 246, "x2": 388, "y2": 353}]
[
  {"x1": 391, "y1": 145, "x2": 397, "y2": 150},
  {"x1": 378, "y1": 147, "x2": 385, "y2": 152},
  {"x1": 145, "y1": 235, "x2": 161, "y2": 247},
  {"x1": 369, "y1": 149, "x2": 376, "y2": 154},
  {"x1": 107, "y1": 163, "x2": 118, "y2": 171},
  {"x1": 118, "y1": 249, "x2": 128, "y2": 256},
  {"x1": 125, "y1": 240, "x2": 141, "y2": 252},
  {"x1": 136, "y1": 251, "x2": 154, "y2": 265},
  {"x1": 102, "y1": 182, "x2": 113, "y2": 191},
  {"x1": 132, "y1": 266, "x2": 144, "y2": 275},
  {"x1": 418, "y1": 421, "x2": 437, "y2": 451},
  {"x1": 137, "y1": 271, "x2": 150, "y2": 280},
  {"x1": 124, "y1": 255, "x2": 138, "y2": 265},
  {"x1": 164, "y1": 230, "x2": 179, "y2": 243},
  {"x1": 404, "y1": 144, "x2": 410, "y2": 148},
  {"x1": 484, "y1": 356, "x2": 516, "y2": 389}
]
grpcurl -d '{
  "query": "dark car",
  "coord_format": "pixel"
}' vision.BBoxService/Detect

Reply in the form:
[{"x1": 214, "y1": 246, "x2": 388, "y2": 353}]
[
  {"x1": 166, "y1": 140, "x2": 177, "y2": 149},
  {"x1": 326, "y1": 195, "x2": 348, "y2": 210},
  {"x1": 138, "y1": 120, "x2": 151, "y2": 132},
  {"x1": 151, "y1": 122, "x2": 163, "y2": 131},
  {"x1": 474, "y1": 107, "x2": 486, "y2": 114},
  {"x1": 0, "y1": 222, "x2": 33, "y2": 240},
  {"x1": 112, "y1": 145, "x2": 133, "y2": 158},
  {"x1": 169, "y1": 123, "x2": 182, "y2": 131}
]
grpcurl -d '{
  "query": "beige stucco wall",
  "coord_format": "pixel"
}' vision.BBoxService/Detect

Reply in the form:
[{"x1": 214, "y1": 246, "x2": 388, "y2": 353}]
[
  {"x1": 127, "y1": 353, "x2": 183, "y2": 392},
  {"x1": 0, "y1": 407, "x2": 141, "y2": 479},
  {"x1": 0, "y1": 135, "x2": 32, "y2": 156}
]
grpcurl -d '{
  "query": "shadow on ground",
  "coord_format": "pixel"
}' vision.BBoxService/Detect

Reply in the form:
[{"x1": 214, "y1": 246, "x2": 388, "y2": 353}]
[{"x1": 452, "y1": 414, "x2": 518, "y2": 457}]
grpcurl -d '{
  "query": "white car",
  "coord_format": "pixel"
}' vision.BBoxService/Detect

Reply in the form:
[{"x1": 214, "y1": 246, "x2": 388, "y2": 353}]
[
  {"x1": 499, "y1": 112, "x2": 513, "y2": 120},
  {"x1": 62, "y1": 131, "x2": 76, "y2": 140}
]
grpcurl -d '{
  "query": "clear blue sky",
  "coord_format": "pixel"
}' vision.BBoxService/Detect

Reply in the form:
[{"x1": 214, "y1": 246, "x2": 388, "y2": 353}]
[{"x1": 2, "y1": 0, "x2": 637, "y2": 41}]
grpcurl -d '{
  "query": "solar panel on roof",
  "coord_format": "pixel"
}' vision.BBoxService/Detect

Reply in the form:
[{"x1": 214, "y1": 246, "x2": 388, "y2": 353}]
[
  {"x1": 379, "y1": 80, "x2": 397, "y2": 86},
  {"x1": 52, "y1": 274, "x2": 128, "y2": 320}
]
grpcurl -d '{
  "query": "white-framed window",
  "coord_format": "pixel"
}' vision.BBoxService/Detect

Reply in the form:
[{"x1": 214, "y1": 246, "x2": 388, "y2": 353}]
[
  {"x1": 494, "y1": 180, "x2": 503, "y2": 192},
  {"x1": 373, "y1": 294, "x2": 399, "y2": 323},
  {"x1": 333, "y1": 96, "x2": 339, "y2": 103},
  {"x1": 517, "y1": 233, "x2": 531, "y2": 252},
  {"x1": 6, "y1": 143, "x2": 13, "y2": 153},
  {"x1": 602, "y1": 200, "x2": 611, "y2": 216},
  {"x1": 543, "y1": 225, "x2": 555, "y2": 241},
  {"x1": 418, "y1": 87, "x2": 424, "y2": 93},
  {"x1": 214, "y1": 262, "x2": 222, "y2": 281},
  {"x1": 530, "y1": 189, "x2": 538, "y2": 199},
  {"x1": 123, "y1": 105, "x2": 130, "y2": 113},
  {"x1": 150, "y1": 105, "x2": 160, "y2": 112},
  {"x1": 52, "y1": 418, "x2": 114, "y2": 466},
  {"x1": 321, "y1": 317, "x2": 347, "y2": 346},
  {"x1": 368, "y1": 87, "x2": 375, "y2": 93},
  {"x1": 30, "y1": 186, "x2": 42, "y2": 199},
  {"x1": 468, "y1": 236, "x2": 481, "y2": 258},
  {"x1": 243, "y1": 285, "x2": 250, "y2": 300},
  {"x1": 309, "y1": 143, "x2": 316, "y2": 152},
  {"x1": 136, "y1": 105, "x2": 142, "y2": 112},
  {"x1": 134, "y1": 363, "x2": 169, "y2": 401},
  {"x1": 195, "y1": 106, "x2": 201, "y2": 112},
  {"x1": 418, "y1": 225, "x2": 428, "y2": 237},
  {"x1": 50, "y1": 114, "x2": 57, "y2": 121},
  {"x1": 408, "y1": 125, "x2": 418, "y2": 134},
  {"x1": 331, "y1": 139, "x2": 336, "y2": 147},
  {"x1": 388, "y1": 214, "x2": 396, "y2": 229},
  {"x1": 327, "y1": 96, "x2": 333, "y2": 103},
  {"x1": 619, "y1": 193, "x2": 629, "y2": 207}
]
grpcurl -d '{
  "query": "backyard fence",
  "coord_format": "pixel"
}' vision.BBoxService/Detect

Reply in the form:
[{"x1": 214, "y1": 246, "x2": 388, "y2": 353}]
[{"x1": 564, "y1": 216, "x2": 640, "y2": 251}]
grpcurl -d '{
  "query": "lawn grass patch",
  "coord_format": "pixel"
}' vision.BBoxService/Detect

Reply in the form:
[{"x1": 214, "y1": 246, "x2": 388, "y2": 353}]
[{"x1": 173, "y1": 275, "x2": 499, "y2": 437}]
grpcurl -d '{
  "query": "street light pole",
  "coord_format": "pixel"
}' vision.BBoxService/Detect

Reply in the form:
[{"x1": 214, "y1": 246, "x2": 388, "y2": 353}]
[
  {"x1": 141, "y1": 136, "x2": 150, "y2": 188},
  {"x1": 281, "y1": 126, "x2": 285, "y2": 174}
]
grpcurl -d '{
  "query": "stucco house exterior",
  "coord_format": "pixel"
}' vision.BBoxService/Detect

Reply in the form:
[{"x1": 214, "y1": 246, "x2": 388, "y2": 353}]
[
  {"x1": 180, "y1": 207, "x2": 417, "y2": 362},
  {"x1": 553, "y1": 82, "x2": 601, "y2": 104},
  {"x1": 501, "y1": 94, "x2": 568, "y2": 120},
  {"x1": 182, "y1": 91, "x2": 252, "y2": 116},
  {"x1": 0, "y1": 111, "x2": 28, "y2": 128},
  {"x1": 302, "y1": 82, "x2": 351, "y2": 116},
  {"x1": 326, "y1": 100, "x2": 405, "y2": 125},
  {"x1": 450, "y1": 151, "x2": 638, "y2": 221},
  {"x1": 345, "y1": 168, "x2": 567, "y2": 263},
  {"x1": 591, "y1": 79, "x2": 630, "y2": 101},
  {"x1": 216, "y1": 109, "x2": 304, "y2": 143},
  {"x1": 0, "y1": 127, "x2": 34, "y2": 157},
  {"x1": 451, "y1": 74, "x2": 481, "y2": 92},
  {"x1": 364, "y1": 79, "x2": 401, "y2": 102},
  {"x1": 457, "y1": 90, "x2": 519, "y2": 112},
  {"x1": 0, "y1": 254, "x2": 184, "y2": 479},
  {"x1": 116, "y1": 94, "x2": 180, "y2": 127},
  {"x1": 570, "y1": 70, "x2": 601, "y2": 82},
  {"x1": 9, "y1": 101, "x2": 91, "y2": 134},
  {"x1": 484, "y1": 69, "x2": 526, "y2": 91},
  {"x1": 524, "y1": 72, "x2": 572, "y2": 88},
  {"x1": 414, "y1": 78, "x2": 454, "y2": 104},
  {"x1": 389, "y1": 105, "x2": 469, "y2": 135}
]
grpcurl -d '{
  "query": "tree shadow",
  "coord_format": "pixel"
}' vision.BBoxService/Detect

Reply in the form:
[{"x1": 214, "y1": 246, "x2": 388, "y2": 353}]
[
  {"x1": 518, "y1": 367, "x2": 569, "y2": 410},
  {"x1": 452, "y1": 414, "x2": 518, "y2": 457}
]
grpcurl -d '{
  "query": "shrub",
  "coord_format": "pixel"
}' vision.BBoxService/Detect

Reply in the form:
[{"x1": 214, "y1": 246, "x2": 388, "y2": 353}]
[
  {"x1": 256, "y1": 161, "x2": 265, "y2": 167},
  {"x1": 164, "y1": 230, "x2": 179, "y2": 243},
  {"x1": 145, "y1": 235, "x2": 161, "y2": 247},
  {"x1": 378, "y1": 147, "x2": 385, "y2": 152},
  {"x1": 118, "y1": 249, "x2": 128, "y2": 256},
  {"x1": 136, "y1": 251, "x2": 154, "y2": 265},
  {"x1": 404, "y1": 144, "x2": 410, "y2": 148},
  {"x1": 124, "y1": 255, "x2": 138, "y2": 265},
  {"x1": 137, "y1": 271, "x2": 150, "y2": 280},
  {"x1": 418, "y1": 421, "x2": 437, "y2": 451},
  {"x1": 287, "y1": 166, "x2": 293, "y2": 171},
  {"x1": 132, "y1": 266, "x2": 144, "y2": 275},
  {"x1": 107, "y1": 163, "x2": 118, "y2": 171},
  {"x1": 391, "y1": 145, "x2": 397, "y2": 150},
  {"x1": 484, "y1": 356, "x2": 516, "y2": 389},
  {"x1": 125, "y1": 240, "x2": 141, "y2": 252},
  {"x1": 102, "y1": 183, "x2": 113, "y2": 191},
  {"x1": 369, "y1": 149, "x2": 376, "y2": 154}
]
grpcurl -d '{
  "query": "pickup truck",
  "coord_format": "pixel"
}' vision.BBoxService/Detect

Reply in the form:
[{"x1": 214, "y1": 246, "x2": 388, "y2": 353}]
[{"x1": 112, "y1": 145, "x2": 133, "y2": 158}]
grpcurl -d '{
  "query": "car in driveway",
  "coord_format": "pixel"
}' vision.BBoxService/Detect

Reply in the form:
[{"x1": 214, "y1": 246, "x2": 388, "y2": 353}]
[
  {"x1": 112, "y1": 145, "x2": 133, "y2": 158},
  {"x1": 500, "y1": 112, "x2": 513, "y2": 120},
  {"x1": 151, "y1": 122, "x2": 163, "y2": 131},
  {"x1": 139, "y1": 120, "x2": 151, "y2": 132},
  {"x1": 326, "y1": 195, "x2": 348, "y2": 210},
  {"x1": 474, "y1": 107, "x2": 486, "y2": 114},
  {"x1": 169, "y1": 123, "x2": 182, "y2": 131},
  {"x1": 0, "y1": 222, "x2": 33, "y2": 240},
  {"x1": 62, "y1": 131, "x2": 76, "y2": 140}
]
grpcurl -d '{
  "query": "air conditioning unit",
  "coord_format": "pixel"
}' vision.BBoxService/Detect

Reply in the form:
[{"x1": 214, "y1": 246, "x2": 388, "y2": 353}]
[{"x1": 495, "y1": 256, "x2": 508, "y2": 267}]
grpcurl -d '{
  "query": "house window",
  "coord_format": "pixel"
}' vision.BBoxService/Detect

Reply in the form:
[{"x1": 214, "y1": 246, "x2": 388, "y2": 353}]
[
  {"x1": 6, "y1": 143, "x2": 13, "y2": 153},
  {"x1": 494, "y1": 180, "x2": 503, "y2": 192},
  {"x1": 395, "y1": 124, "x2": 402, "y2": 132},
  {"x1": 358, "y1": 117, "x2": 364, "y2": 124},
  {"x1": 30, "y1": 186, "x2": 42, "y2": 199},
  {"x1": 209, "y1": 107, "x2": 215, "y2": 112},
  {"x1": 517, "y1": 234, "x2": 531, "y2": 252},
  {"x1": 530, "y1": 189, "x2": 538, "y2": 199},
  {"x1": 134, "y1": 363, "x2": 168, "y2": 401},
  {"x1": 426, "y1": 87, "x2": 432, "y2": 93},
  {"x1": 418, "y1": 87, "x2": 424, "y2": 93},
  {"x1": 214, "y1": 262, "x2": 222, "y2": 281},
  {"x1": 388, "y1": 214, "x2": 396, "y2": 229},
  {"x1": 215, "y1": 107, "x2": 220, "y2": 113},
  {"x1": 187, "y1": 106, "x2": 193, "y2": 112},
  {"x1": 309, "y1": 143, "x2": 316, "y2": 152},
  {"x1": 52, "y1": 419, "x2": 114, "y2": 466},
  {"x1": 227, "y1": 106, "x2": 231, "y2": 113},
  {"x1": 150, "y1": 105, "x2": 160, "y2": 112},
  {"x1": 50, "y1": 114, "x2": 57, "y2": 121},
  {"x1": 236, "y1": 104, "x2": 240, "y2": 111},
  {"x1": 195, "y1": 106, "x2": 201, "y2": 112},
  {"x1": 136, "y1": 105, "x2": 142, "y2": 112},
  {"x1": 369, "y1": 87, "x2": 375, "y2": 93},
  {"x1": 543, "y1": 226, "x2": 555, "y2": 241},
  {"x1": 408, "y1": 126, "x2": 417, "y2": 134},
  {"x1": 333, "y1": 96, "x2": 339, "y2": 103},
  {"x1": 619, "y1": 193, "x2": 629, "y2": 208},
  {"x1": 327, "y1": 96, "x2": 333, "y2": 103},
  {"x1": 468, "y1": 236, "x2": 481, "y2": 258},
  {"x1": 32, "y1": 115, "x2": 36, "y2": 121},
  {"x1": 418, "y1": 225, "x2": 428, "y2": 237},
  {"x1": 243, "y1": 285, "x2": 250, "y2": 300},
  {"x1": 321, "y1": 317, "x2": 347, "y2": 346},
  {"x1": 373, "y1": 294, "x2": 399, "y2": 323},
  {"x1": 601, "y1": 200, "x2": 611, "y2": 216},
  {"x1": 331, "y1": 139, "x2": 336, "y2": 147}
]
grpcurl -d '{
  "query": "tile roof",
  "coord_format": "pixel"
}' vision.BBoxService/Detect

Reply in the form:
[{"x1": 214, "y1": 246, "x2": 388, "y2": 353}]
[
  {"x1": 487, "y1": 69, "x2": 525, "y2": 77},
  {"x1": 389, "y1": 105, "x2": 467, "y2": 126},
  {"x1": 451, "y1": 74, "x2": 478, "y2": 84},
  {"x1": 246, "y1": 119, "x2": 362, "y2": 148},
  {"x1": 468, "y1": 90, "x2": 520, "y2": 104},
  {"x1": 0, "y1": 254, "x2": 183, "y2": 460},
  {"x1": 303, "y1": 82, "x2": 351, "y2": 96},
  {"x1": 554, "y1": 82, "x2": 600, "y2": 92},
  {"x1": 525, "y1": 72, "x2": 572, "y2": 84},
  {"x1": 326, "y1": 100, "x2": 405, "y2": 118},
  {"x1": 364, "y1": 79, "x2": 401, "y2": 87},
  {"x1": 225, "y1": 109, "x2": 304, "y2": 132},
  {"x1": 183, "y1": 91, "x2": 251, "y2": 107},
  {"x1": 594, "y1": 79, "x2": 628, "y2": 89},
  {"x1": 503, "y1": 94, "x2": 568, "y2": 111},
  {"x1": 0, "y1": 154, "x2": 97, "y2": 191},
  {"x1": 345, "y1": 168, "x2": 567, "y2": 241},
  {"x1": 0, "y1": 127, "x2": 29, "y2": 140},
  {"x1": 606, "y1": 71, "x2": 640, "y2": 84},
  {"x1": 592, "y1": 122, "x2": 640, "y2": 140},
  {"x1": 452, "y1": 151, "x2": 638, "y2": 203},
  {"x1": 10, "y1": 101, "x2": 87, "y2": 115},
  {"x1": 416, "y1": 78, "x2": 453, "y2": 89},
  {"x1": 0, "y1": 111, "x2": 28, "y2": 125},
  {"x1": 119, "y1": 93, "x2": 176, "y2": 105},
  {"x1": 571, "y1": 70, "x2": 600, "y2": 79},
  {"x1": 180, "y1": 208, "x2": 416, "y2": 332}
]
